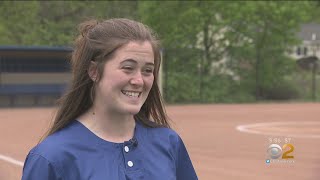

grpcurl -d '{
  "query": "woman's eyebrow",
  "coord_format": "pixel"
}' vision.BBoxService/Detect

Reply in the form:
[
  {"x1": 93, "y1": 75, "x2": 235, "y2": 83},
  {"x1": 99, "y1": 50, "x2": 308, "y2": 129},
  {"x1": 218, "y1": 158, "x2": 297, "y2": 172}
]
[
  {"x1": 121, "y1": 59, "x2": 154, "y2": 66},
  {"x1": 145, "y1": 62, "x2": 155, "y2": 66},
  {"x1": 120, "y1": 59, "x2": 137, "y2": 64}
]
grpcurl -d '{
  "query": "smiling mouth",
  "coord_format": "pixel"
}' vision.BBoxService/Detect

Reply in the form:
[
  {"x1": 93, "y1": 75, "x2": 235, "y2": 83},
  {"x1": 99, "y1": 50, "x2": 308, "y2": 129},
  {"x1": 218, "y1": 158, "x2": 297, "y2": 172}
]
[{"x1": 121, "y1": 90, "x2": 142, "y2": 98}]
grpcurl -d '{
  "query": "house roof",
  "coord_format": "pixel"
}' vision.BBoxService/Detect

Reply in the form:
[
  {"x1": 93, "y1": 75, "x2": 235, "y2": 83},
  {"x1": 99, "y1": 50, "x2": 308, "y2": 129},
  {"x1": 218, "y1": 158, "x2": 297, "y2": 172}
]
[{"x1": 297, "y1": 23, "x2": 320, "y2": 41}]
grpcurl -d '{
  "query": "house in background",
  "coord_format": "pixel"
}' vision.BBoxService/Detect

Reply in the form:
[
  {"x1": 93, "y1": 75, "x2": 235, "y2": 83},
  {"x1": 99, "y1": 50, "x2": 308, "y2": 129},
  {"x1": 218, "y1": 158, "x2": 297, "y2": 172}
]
[
  {"x1": 291, "y1": 23, "x2": 320, "y2": 62},
  {"x1": 290, "y1": 23, "x2": 320, "y2": 100}
]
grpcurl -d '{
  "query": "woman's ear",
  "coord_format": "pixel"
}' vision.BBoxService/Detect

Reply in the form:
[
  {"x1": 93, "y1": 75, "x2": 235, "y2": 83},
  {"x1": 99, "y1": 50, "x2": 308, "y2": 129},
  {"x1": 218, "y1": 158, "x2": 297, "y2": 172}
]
[{"x1": 88, "y1": 61, "x2": 98, "y2": 82}]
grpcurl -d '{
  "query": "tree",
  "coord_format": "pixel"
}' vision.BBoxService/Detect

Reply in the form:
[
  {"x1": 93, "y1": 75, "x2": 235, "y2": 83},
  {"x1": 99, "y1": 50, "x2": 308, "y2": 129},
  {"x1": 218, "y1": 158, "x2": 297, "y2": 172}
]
[
  {"x1": 0, "y1": 1, "x2": 138, "y2": 46},
  {"x1": 225, "y1": 1, "x2": 312, "y2": 100},
  {"x1": 0, "y1": 1, "x2": 317, "y2": 103},
  {"x1": 139, "y1": 1, "x2": 233, "y2": 102},
  {"x1": 0, "y1": 1, "x2": 40, "y2": 45},
  {"x1": 139, "y1": 1, "x2": 314, "y2": 102}
]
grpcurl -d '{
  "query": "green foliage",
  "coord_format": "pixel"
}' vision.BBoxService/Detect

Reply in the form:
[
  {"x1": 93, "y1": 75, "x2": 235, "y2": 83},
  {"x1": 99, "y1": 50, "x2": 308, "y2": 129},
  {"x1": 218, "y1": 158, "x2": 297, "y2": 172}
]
[
  {"x1": 0, "y1": 1, "x2": 319, "y2": 103},
  {"x1": 0, "y1": 1, "x2": 40, "y2": 44},
  {"x1": 0, "y1": 1, "x2": 138, "y2": 46},
  {"x1": 224, "y1": 1, "x2": 312, "y2": 100},
  {"x1": 140, "y1": 1, "x2": 315, "y2": 103},
  {"x1": 166, "y1": 72, "x2": 199, "y2": 103},
  {"x1": 261, "y1": 80, "x2": 301, "y2": 100}
]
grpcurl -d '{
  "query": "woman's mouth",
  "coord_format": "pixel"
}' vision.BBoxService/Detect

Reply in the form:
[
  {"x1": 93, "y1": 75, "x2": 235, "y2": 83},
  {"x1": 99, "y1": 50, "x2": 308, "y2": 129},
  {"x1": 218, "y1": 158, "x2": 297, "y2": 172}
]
[{"x1": 121, "y1": 90, "x2": 141, "y2": 98}]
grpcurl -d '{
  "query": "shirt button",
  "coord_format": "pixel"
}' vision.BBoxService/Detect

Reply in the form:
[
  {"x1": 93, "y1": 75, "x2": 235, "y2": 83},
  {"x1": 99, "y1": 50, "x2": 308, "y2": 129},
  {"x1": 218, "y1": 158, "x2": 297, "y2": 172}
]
[
  {"x1": 124, "y1": 146, "x2": 130, "y2": 153},
  {"x1": 127, "y1": 161, "x2": 134, "y2": 167}
]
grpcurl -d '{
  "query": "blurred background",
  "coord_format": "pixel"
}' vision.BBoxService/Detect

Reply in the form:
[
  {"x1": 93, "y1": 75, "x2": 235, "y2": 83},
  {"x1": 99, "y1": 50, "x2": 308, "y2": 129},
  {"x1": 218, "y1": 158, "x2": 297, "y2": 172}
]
[
  {"x1": 1, "y1": 1, "x2": 320, "y2": 106},
  {"x1": 1, "y1": 2, "x2": 320, "y2": 180}
]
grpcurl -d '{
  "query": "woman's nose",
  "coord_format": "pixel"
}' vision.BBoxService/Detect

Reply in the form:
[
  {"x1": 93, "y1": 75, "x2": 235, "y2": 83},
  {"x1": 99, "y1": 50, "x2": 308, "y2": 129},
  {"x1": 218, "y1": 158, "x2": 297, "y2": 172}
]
[{"x1": 130, "y1": 72, "x2": 144, "y2": 86}]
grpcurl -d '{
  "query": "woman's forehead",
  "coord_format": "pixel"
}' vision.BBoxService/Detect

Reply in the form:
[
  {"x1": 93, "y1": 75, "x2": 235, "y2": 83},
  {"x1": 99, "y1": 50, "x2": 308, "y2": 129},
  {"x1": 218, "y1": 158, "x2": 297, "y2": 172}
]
[
  {"x1": 120, "y1": 41, "x2": 153, "y2": 52},
  {"x1": 114, "y1": 41, "x2": 154, "y2": 62}
]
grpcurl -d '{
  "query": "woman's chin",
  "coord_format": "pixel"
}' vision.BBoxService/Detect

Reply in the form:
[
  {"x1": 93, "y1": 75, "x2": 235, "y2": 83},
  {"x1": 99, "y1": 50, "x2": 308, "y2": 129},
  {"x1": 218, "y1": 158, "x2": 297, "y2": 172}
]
[{"x1": 124, "y1": 106, "x2": 142, "y2": 115}]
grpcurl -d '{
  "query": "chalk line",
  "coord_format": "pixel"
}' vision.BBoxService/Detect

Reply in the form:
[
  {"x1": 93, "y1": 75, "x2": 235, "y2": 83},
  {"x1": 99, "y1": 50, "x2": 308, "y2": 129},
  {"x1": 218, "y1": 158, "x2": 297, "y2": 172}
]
[
  {"x1": 236, "y1": 121, "x2": 320, "y2": 139},
  {"x1": 0, "y1": 154, "x2": 24, "y2": 167}
]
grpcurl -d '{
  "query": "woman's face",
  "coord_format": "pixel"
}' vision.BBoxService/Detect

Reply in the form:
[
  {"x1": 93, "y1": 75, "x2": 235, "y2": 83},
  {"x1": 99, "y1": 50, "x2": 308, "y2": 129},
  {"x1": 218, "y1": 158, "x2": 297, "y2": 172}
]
[{"x1": 95, "y1": 41, "x2": 155, "y2": 115}]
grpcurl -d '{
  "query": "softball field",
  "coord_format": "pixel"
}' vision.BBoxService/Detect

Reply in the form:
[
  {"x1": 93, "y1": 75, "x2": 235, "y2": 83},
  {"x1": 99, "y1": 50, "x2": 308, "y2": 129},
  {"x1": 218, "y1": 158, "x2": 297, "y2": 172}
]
[{"x1": 0, "y1": 103, "x2": 319, "y2": 180}]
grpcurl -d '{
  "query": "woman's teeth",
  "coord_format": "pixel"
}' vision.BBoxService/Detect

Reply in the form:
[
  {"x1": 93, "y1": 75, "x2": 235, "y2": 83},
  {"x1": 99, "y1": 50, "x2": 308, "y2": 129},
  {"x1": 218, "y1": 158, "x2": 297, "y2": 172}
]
[{"x1": 122, "y1": 90, "x2": 140, "y2": 98}]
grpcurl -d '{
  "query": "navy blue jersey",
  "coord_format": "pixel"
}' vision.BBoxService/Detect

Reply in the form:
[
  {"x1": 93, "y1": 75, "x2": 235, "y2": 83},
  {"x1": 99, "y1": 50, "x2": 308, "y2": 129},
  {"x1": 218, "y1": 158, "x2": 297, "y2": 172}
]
[{"x1": 22, "y1": 120, "x2": 198, "y2": 180}]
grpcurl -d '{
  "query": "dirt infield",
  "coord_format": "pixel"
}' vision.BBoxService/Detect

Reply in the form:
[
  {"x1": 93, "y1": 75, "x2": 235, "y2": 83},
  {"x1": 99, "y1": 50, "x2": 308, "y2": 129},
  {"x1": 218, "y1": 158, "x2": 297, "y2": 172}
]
[{"x1": 0, "y1": 103, "x2": 320, "y2": 180}]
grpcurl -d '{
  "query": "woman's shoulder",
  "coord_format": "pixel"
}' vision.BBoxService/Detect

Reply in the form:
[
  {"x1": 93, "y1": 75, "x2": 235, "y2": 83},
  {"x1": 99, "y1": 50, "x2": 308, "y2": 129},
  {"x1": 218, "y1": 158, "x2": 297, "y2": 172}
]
[
  {"x1": 148, "y1": 125, "x2": 179, "y2": 137},
  {"x1": 23, "y1": 122, "x2": 82, "y2": 180},
  {"x1": 138, "y1": 121, "x2": 182, "y2": 144},
  {"x1": 28, "y1": 121, "x2": 82, "y2": 161},
  {"x1": 139, "y1": 120, "x2": 177, "y2": 133}
]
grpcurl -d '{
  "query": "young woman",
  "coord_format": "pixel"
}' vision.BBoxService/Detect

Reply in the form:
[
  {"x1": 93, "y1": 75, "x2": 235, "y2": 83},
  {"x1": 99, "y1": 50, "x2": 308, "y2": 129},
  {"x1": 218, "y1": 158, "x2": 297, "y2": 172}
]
[{"x1": 22, "y1": 18, "x2": 198, "y2": 180}]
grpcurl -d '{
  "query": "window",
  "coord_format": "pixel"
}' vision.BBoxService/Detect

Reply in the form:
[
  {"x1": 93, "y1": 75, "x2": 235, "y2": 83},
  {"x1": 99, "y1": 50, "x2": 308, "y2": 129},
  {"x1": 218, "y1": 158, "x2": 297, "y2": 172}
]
[
  {"x1": 303, "y1": 47, "x2": 308, "y2": 56},
  {"x1": 296, "y1": 47, "x2": 301, "y2": 55}
]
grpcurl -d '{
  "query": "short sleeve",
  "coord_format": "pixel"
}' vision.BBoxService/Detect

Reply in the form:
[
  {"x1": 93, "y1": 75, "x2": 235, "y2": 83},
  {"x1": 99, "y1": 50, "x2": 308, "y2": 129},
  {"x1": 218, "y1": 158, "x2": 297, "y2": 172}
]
[
  {"x1": 22, "y1": 152, "x2": 62, "y2": 180},
  {"x1": 175, "y1": 136, "x2": 198, "y2": 180}
]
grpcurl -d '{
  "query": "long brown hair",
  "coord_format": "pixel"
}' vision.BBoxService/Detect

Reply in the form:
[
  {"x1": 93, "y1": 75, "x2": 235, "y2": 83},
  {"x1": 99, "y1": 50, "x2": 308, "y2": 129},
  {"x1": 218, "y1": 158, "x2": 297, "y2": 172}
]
[{"x1": 45, "y1": 18, "x2": 170, "y2": 138}]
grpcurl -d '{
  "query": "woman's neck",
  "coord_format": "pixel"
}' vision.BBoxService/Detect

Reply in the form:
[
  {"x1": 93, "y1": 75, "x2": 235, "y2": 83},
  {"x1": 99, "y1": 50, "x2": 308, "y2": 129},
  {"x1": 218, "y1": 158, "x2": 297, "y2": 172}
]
[{"x1": 78, "y1": 106, "x2": 136, "y2": 143}]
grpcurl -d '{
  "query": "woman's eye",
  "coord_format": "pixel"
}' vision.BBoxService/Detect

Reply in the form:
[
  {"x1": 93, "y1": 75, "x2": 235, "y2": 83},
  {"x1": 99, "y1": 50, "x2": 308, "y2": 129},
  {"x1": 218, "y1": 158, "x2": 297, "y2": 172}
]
[
  {"x1": 143, "y1": 66, "x2": 154, "y2": 74},
  {"x1": 144, "y1": 68, "x2": 154, "y2": 73},
  {"x1": 123, "y1": 66, "x2": 133, "y2": 70}
]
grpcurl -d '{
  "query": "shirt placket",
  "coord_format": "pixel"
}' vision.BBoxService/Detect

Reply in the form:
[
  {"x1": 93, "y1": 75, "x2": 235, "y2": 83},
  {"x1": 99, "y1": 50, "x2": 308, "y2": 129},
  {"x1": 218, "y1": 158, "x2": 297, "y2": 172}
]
[{"x1": 122, "y1": 139, "x2": 144, "y2": 179}]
